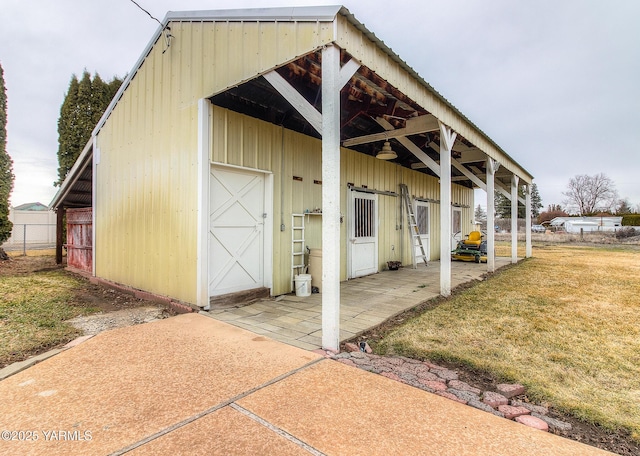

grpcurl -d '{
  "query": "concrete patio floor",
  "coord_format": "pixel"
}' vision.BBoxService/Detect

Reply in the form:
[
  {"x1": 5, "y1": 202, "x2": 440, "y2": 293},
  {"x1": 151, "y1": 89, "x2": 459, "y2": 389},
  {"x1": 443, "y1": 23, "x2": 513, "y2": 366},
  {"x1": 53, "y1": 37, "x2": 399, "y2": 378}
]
[{"x1": 203, "y1": 257, "x2": 515, "y2": 350}]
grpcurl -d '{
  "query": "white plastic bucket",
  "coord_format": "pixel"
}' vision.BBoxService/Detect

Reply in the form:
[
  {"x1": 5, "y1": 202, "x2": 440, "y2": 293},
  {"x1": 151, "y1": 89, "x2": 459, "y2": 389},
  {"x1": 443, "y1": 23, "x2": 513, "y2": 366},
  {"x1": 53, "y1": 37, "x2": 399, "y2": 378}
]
[
  {"x1": 294, "y1": 274, "x2": 312, "y2": 297},
  {"x1": 308, "y1": 249, "x2": 322, "y2": 293}
]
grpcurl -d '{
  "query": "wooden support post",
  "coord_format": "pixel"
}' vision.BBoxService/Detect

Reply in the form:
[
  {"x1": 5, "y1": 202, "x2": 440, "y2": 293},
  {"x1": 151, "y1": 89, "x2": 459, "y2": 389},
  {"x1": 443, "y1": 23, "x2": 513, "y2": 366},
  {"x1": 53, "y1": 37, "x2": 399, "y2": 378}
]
[
  {"x1": 511, "y1": 175, "x2": 519, "y2": 263},
  {"x1": 321, "y1": 44, "x2": 342, "y2": 352},
  {"x1": 55, "y1": 207, "x2": 64, "y2": 264},
  {"x1": 486, "y1": 159, "x2": 499, "y2": 273},
  {"x1": 197, "y1": 98, "x2": 210, "y2": 309},
  {"x1": 439, "y1": 122, "x2": 456, "y2": 297},
  {"x1": 525, "y1": 183, "x2": 532, "y2": 258},
  {"x1": 267, "y1": 46, "x2": 358, "y2": 351}
]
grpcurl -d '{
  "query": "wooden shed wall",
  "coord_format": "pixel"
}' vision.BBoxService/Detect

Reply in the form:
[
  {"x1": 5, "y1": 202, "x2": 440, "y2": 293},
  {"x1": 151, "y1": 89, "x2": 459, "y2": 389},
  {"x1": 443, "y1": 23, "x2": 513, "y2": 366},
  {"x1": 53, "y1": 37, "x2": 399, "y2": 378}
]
[
  {"x1": 95, "y1": 19, "x2": 335, "y2": 304},
  {"x1": 66, "y1": 208, "x2": 93, "y2": 273},
  {"x1": 211, "y1": 107, "x2": 473, "y2": 296}
]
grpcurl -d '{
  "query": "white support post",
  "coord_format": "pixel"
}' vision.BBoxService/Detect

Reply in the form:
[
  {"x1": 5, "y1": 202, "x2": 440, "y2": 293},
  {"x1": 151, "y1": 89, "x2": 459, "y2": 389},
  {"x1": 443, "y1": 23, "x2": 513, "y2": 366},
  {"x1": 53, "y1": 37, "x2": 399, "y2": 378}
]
[
  {"x1": 439, "y1": 122, "x2": 456, "y2": 297},
  {"x1": 486, "y1": 159, "x2": 499, "y2": 273},
  {"x1": 511, "y1": 175, "x2": 520, "y2": 264},
  {"x1": 321, "y1": 44, "x2": 342, "y2": 352},
  {"x1": 92, "y1": 136, "x2": 99, "y2": 277},
  {"x1": 197, "y1": 98, "x2": 211, "y2": 309},
  {"x1": 525, "y1": 183, "x2": 532, "y2": 258},
  {"x1": 265, "y1": 48, "x2": 358, "y2": 351}
]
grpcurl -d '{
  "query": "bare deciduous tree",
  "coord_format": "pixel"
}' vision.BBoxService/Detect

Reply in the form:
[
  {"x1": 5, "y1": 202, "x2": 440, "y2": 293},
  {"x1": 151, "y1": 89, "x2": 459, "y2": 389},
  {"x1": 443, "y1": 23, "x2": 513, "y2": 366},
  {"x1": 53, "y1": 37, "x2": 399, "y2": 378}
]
[{"x1": 562, "y1": 173, "x2": 618, "y2": 215}]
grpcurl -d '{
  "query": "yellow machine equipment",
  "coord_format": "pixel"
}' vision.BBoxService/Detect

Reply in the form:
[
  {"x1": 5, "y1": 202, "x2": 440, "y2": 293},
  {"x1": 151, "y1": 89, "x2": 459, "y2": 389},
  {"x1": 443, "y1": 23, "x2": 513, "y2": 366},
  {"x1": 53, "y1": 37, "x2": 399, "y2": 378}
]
[{"x1": 451, "y1": 231, "x2": 487, "y2": 263}]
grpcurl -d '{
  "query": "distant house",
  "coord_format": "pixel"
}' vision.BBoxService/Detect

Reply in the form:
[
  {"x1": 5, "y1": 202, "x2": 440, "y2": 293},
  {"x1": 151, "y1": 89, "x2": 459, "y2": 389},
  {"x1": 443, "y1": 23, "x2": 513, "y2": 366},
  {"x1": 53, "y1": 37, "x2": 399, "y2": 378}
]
[
  {"x1": 549, "y1": 216, "x2": 622, "y2": 233},
  {"x1": 50, "y1": 6, "x2": 535, "y2": 350},
  {"x1": 13, "y1": 202, "x2": 49, "y2": 211},
  {"x1": 2, "y1": 202, "x2": 56, "y2": 247}
]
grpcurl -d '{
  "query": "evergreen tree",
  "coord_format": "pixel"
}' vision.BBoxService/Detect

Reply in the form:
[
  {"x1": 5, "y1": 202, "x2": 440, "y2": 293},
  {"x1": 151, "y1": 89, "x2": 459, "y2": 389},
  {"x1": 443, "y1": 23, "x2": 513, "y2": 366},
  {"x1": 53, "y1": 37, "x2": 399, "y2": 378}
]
[
  {"x1": 76, "y1": 70, "x2": 94, "y2": 135},
  {"x1": 0, "y1": 62, "x2": 14, "y2": 246},
  {"x1": 530, "y1": 183, "x2": 543, "y2": 218},
  {"x1": 494, "y1": 182, "x2": 543, "y2": 219},
  {"x1": 91, "y1": 74, "x2": 108, "y2": 126},
  {"x1": 55, "y1": 70, "x2": 123, "y2": 186},
  {"x1": 56, "y1": 74, "x2": 80, "y2": 186},
  {"x1": 495, "y1": 190, "x2": 524, "y2": 219},
  {"x1": 107, "y1": 77, "x2": 123, "y2": 101}
]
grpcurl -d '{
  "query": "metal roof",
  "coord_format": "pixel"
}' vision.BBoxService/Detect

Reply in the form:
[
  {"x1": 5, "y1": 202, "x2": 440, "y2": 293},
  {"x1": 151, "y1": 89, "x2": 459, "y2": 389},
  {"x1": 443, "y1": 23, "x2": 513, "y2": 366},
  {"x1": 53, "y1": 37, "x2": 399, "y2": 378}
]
[
  {"x1": 49, "y1": 141, "x2": 93, "y2": 209},
  {"x1": 51, "y1": 5, "x2": 533, "y2": 211},
  {"x1": 13, "y1": 202, "x2": 49, "y2": 211},
  {"x1": 165, "y1": 5, "x2": 344, "y2": 22}
]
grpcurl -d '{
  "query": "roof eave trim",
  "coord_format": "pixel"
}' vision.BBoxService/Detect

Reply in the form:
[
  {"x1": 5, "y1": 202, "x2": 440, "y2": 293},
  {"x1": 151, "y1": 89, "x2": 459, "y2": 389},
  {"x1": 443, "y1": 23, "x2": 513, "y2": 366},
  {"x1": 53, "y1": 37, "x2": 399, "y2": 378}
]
[
  {"x1": 335, "y1": 8, "x2": 533, "y2": 182},
  {"x1": 165, "y1": 5, "x2": 343, "y2": 22},
  {"x1": 89, "y1": 5, "x2": 532, "y2": 182},
  {"x1": 91, "y1": 6, "x2": 344, "y2": 138},
  {"x1": 49, "y1": 140, "x2": 93, "y2": 209}
]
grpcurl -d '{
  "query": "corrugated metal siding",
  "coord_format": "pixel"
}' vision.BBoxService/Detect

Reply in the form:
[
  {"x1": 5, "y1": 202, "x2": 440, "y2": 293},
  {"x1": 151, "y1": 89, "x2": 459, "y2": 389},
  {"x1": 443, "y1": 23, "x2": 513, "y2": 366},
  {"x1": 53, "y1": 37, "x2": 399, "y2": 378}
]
[
  {"x1": 334, "y1": 15, "x2": 531, "y2": 183},
  {"x1": 95, "y1": 16, "x2": 485, "y2": 303},
  {"x1": 172, "y1": 20, "x2": 334, "y2": 105},
  {"x1": 211, "y1": 107, "x2": 473, "y2": 296},
  {"x1": 96, "y1": 20, "x2": 334, "y2": 304}
]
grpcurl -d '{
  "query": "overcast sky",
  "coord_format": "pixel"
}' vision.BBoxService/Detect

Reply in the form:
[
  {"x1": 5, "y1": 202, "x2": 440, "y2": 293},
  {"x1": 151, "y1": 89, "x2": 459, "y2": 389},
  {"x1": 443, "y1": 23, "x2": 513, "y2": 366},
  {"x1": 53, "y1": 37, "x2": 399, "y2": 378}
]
[{"x1": 2, "y1": 0, "x2": 639, "y2": 212}]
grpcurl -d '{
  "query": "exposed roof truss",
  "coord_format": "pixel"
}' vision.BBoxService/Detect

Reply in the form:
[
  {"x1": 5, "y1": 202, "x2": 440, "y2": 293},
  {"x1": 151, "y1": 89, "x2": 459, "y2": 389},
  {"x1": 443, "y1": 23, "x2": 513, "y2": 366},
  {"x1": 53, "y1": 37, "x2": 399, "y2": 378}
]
[{"x1": 211, "y1": 48, "x2": 510, "y2": 190}]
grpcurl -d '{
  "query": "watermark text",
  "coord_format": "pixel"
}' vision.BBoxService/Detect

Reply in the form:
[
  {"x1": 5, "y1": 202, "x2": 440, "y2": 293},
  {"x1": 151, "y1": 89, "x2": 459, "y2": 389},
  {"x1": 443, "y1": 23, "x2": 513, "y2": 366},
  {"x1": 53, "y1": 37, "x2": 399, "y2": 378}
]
[{"x1": 1, "y1": 430, "x2": 92, "y2": 442}]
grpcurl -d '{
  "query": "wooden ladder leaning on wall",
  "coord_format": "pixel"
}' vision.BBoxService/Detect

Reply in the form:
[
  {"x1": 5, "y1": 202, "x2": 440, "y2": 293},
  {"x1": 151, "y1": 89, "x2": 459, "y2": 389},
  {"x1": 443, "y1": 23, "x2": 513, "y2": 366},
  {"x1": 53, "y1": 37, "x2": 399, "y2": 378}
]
[{"x1": 400, "y1": 184, "x2": 428, "y2": 268}]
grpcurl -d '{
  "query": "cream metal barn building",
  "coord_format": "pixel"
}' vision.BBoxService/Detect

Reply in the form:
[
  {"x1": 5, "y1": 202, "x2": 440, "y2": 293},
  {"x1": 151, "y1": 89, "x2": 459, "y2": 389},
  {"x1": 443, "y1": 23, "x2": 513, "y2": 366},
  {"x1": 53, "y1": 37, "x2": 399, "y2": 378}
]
[{"x1": 51, "y1": 6, "x2": 534, "y2": 350}]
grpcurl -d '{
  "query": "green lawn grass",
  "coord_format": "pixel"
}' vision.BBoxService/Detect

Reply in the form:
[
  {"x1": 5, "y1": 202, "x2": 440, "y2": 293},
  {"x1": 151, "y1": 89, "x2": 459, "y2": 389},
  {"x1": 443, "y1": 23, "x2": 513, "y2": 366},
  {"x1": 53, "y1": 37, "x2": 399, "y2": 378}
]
[
  {"x1": 376, "y1": 243, "x2": 640, "y2": 440},
  {"x1": 0, "y1": 269, "x2": 98, "y2": 368}
]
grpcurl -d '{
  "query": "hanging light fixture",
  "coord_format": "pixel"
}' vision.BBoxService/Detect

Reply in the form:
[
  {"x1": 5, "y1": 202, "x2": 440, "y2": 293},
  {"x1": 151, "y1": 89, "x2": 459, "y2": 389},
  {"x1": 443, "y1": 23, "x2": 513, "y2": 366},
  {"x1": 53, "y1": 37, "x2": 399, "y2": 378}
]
[{"x1": 376, "y1": 140, "x2": 397, "y2": 160}]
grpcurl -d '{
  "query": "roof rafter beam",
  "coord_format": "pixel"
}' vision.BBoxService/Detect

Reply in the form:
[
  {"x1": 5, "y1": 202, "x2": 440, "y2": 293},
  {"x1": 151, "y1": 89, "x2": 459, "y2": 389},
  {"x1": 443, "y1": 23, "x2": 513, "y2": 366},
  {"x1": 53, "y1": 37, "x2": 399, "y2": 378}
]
[
  {"x1": 343, "y1": 114, "x2": 439, "y2": 147},
  {"x1": 339, "y1": 58, "x2": 361, "y2": 90},
  {"x1": 457, "y1": 149, "x2": 486, "y2": 164},
  {"x1": 452, "y1": 159, "x2": 487, "y2": 189},
  {"x1": 495, "y1": 180, "x2": 526, "y2": 205},
  {"x1": 263, "y1": 58, "x2": 360, "y2": 137},
  {"x1": 375, "y1": 117, "x2": 441, "y2": 177},
  {"x1": 263, "y1": 70, "x2": 323, "y2": 134}
]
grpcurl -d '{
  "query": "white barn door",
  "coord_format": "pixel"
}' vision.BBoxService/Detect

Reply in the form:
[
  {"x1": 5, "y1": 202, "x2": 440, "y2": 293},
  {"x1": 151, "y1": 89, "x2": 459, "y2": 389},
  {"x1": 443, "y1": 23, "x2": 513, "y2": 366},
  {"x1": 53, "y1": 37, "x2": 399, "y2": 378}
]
[
  {"x1": 349, "y1": 190, "x2": 378, "y2": 278},
  {"x1": 209, "y1": 166, "x2": 266, "y2": 296},
  {"x1": 415, "y1": 200, "x2": 430, "y2": 261},
  {"x1": 451, "y1": 206, "x2": 462, "y2": 250}
]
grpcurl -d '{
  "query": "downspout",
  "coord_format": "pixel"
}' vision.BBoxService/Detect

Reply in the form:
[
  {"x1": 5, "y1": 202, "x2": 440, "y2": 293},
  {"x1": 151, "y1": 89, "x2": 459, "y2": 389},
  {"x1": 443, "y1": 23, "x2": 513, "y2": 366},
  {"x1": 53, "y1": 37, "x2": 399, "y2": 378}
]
[{"x1": 280, "y1": 125, "x2": 285, "y2": 232}]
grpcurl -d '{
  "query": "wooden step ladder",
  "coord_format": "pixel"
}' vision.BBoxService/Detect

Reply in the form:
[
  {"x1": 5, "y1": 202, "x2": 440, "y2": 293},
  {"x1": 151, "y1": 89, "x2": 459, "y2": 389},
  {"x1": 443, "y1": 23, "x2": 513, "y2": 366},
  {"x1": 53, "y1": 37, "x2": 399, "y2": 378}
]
[
  {"x1": 291, "y1": 214, "x2": 306, "y2": 290},
  {"x1": 400, "y1": 184, "x2": 428, "y2": 268}
]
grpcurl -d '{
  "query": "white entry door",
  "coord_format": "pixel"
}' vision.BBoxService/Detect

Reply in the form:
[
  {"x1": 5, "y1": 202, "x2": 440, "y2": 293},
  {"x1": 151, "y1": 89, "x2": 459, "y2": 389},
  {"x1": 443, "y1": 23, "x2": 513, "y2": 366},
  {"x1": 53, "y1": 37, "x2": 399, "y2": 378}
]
[
  {"x1": 452, "y1": 206, "x2": 462, "y2": 250},
  {"x1": 414, "y1": 200, "x2": 430, "y2": 261},
  {"x1": 209, "y1": 166, "x2": 265, "y2": 296},
  {"x1": 349, "y1": 191, "x2": 378, "y2": 278}
]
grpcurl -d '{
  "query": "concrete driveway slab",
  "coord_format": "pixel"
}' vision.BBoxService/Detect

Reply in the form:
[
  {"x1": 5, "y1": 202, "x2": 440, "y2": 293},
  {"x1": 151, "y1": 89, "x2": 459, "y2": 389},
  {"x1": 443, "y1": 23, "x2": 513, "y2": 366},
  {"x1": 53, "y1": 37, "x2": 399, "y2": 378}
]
[
  {"x1": 128, "y1": 406, "x2": 308, "y2": 456},
  {"x1": 237, "y1": 360, "x2": 612, "y2": 456},
  {"x1": 0, "y1": 314, "x2": 613, "y2": 455},
  {"x1": 0, "y1": 314, "x2": 320, "y2": 455}
]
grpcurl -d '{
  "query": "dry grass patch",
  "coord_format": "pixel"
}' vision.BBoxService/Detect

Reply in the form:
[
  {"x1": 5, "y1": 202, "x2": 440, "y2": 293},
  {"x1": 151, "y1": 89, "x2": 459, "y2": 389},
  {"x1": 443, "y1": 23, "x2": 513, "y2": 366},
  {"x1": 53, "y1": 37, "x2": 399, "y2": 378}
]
[
  {"x1": 377, "y1": 244, "x2": 640, "y2": 440},
  {"x1": 0, "y1": 268, "x2": 98, "y2": 368}
]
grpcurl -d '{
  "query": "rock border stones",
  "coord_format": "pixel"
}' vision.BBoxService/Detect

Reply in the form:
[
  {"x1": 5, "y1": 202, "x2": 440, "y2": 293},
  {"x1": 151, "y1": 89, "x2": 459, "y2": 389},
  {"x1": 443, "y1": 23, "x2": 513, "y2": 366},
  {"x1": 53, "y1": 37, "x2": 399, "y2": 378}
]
[{"x1": 315, "y1": 349, "x2": 572, "y2": 433}]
